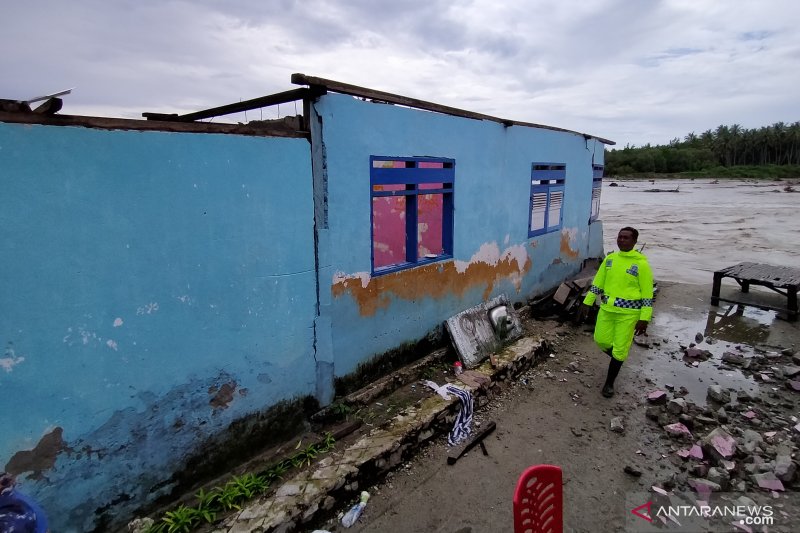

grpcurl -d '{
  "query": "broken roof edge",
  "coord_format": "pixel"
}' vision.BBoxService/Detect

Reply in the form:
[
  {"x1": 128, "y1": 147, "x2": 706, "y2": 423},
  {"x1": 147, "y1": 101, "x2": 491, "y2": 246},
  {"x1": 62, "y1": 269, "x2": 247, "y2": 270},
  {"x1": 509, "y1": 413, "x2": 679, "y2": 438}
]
[
  {"x1": 0, "y1": 111, "x2": 307, "y2": 138},
  {"x1": 291, "y1": 73, "x2": 615, "y2": 146}
]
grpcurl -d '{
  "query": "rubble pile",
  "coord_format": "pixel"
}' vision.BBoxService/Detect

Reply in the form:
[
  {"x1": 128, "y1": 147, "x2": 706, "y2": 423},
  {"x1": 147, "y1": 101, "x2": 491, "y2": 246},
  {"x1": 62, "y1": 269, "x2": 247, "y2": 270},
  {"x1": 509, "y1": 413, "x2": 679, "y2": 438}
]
[{"x1": 644, "y1": 347, "x2": 799, "y2": 496}]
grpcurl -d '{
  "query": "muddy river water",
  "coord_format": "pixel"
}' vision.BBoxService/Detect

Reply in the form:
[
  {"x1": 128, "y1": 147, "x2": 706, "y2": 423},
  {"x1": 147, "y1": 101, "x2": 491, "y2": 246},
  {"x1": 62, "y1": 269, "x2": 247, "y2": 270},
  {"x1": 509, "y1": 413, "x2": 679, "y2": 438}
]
[
  {"x1": 600, "y1": 179, "x2": 799, "y2": 405},
  {"x1": 599, "y1": 179, "x2": 799, "y2": 284}
]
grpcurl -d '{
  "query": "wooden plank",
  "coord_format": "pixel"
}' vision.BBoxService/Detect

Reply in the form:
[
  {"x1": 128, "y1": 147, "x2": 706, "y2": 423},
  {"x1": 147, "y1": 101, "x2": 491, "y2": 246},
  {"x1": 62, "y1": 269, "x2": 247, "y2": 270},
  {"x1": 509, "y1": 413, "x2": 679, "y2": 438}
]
[
  {"x1": 717, "y1": 262, "x2": 800, "y2": 287},
  {"x1": 447, "y1": 421, "x2": 497, "y2": 465},
  {"x1": 0, "y1": 111, "x2": 308, "y2": 138},
  {"x1": 291, "y1": 73, "x2": 615, "y2": 145},
  {"x1": 143, "y1": 88, "x2": 317, "y2": 122},
  {"x1": 714, "y1": 296, "x2": 798, "y2": 317}
]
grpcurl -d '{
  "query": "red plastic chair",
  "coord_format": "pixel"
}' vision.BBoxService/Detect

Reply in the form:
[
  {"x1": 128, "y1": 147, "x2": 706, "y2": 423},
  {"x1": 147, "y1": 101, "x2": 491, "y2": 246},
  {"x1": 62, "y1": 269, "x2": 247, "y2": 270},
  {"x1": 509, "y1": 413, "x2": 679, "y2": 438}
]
[{"x1": 513, "y1": 464, "x2": 563, "y2": 533}]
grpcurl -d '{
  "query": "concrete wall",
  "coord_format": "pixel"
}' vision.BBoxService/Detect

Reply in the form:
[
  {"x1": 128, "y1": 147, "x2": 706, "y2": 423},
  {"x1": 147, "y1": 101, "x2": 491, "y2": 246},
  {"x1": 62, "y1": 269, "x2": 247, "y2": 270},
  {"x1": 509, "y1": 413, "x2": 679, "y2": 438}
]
[
  {"x1": 0, "y1": 122, "x2": 317, "y2": 531},
  {"x1": 0, "y1": 95, "x2": 607, "y2": 529},
  {"x1": 313, "y1": 94, "x2": 605, "y2": 376}
]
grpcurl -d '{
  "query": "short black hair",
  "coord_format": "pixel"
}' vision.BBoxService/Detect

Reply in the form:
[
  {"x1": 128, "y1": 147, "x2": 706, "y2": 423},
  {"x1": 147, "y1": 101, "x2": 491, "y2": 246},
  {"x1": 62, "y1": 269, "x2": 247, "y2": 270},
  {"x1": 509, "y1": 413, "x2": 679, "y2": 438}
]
[{"x1": 619, "y1": 226, "x2": 639, "y2": 241}]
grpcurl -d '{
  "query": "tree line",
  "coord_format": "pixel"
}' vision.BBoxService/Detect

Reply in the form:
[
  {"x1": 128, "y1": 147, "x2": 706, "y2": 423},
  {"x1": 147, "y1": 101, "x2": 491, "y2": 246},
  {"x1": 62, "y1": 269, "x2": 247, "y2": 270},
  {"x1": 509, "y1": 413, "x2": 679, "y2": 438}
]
[{"x1": 605, "y1": 122, "x2": 800, "y2": 176}]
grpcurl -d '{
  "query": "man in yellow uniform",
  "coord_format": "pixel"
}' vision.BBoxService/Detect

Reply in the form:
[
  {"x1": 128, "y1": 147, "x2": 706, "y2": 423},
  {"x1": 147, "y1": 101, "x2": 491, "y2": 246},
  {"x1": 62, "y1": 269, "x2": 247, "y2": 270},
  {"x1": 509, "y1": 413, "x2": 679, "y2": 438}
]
[{"x1": 581, "y1": 227, "x2": 653, "y2": 398}]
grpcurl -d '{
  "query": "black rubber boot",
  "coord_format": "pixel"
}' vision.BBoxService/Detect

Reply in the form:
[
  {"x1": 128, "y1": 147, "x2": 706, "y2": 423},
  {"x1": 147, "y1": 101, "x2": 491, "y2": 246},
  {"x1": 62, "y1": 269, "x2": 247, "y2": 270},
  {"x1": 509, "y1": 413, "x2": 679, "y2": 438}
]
[{"x1": 602, "y1": 357, "x2": 623, "y2": 398}]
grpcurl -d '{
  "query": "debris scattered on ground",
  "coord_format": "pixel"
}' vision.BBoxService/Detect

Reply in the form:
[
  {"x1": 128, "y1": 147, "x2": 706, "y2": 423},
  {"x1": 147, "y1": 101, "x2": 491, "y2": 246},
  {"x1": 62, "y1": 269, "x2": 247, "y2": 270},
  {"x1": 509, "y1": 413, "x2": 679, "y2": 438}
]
[{"x1": 624, "y1": 465, "x2": 642, "y2": 477}]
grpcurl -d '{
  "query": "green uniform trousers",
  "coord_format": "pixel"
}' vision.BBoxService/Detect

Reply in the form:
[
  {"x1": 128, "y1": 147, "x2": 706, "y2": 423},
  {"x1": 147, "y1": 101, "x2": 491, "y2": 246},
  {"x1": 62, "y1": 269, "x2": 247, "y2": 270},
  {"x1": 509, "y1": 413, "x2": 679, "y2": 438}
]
[{"x1": 594, "y1": 308, "x2": 640, "y2": 362}]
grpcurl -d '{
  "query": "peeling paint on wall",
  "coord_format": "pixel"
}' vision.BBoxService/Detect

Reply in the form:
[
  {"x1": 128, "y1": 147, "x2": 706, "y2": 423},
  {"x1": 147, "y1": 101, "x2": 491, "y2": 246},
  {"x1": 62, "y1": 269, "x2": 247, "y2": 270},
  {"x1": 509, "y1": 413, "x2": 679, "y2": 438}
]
[
  {"x1": 1, "y1": 343, "x2": 25, "y2": 372},
  {"x1": 208, "y1": 381, "x2": 237, "y2": 410},
  {"x1": 136, "y1": 302, "x2": 159, "y2": 315},
  {"x1": 560, "y1": 227, "x2": 580, "y2": 259},
  {"x1": 5, "y1": 427, "x2": 69, "y2": 479},
  {"x1": 332, "y1": 242, "x2": 531, "y2": 316}
]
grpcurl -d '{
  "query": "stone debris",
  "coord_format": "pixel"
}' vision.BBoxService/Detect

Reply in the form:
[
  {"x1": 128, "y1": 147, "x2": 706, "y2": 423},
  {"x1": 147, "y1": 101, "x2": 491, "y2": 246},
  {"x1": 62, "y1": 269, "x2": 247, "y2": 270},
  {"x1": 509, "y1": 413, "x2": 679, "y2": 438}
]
[
  {"x1": 647, "y1": 390, "x2": 668, "y2": 405},
  {"x1": 753, "y1": 472, "x2": 784, "y2": 491},
  {"x1": 703, "y1": 428, "x2": 737, "y2": 460},
  {"x1": 685, "y1": 347, "x2": 712, "y2": 360},
  {"x1": 721, "y1": 351, "x2": 745, "y2": 365},
  {"x1": 782, "y1": 365, "x2": 800, "y2": 378},
  {"x1": 664, "y1": 423, "x2": 693, "y2": 440},
  {"x1": 676, "y1": 444, "x2": 704, "y2": 460},
  {"x1": 623, "y1": 465, "x2": 642, "y2": 477},
  {"x1": 706, "y1": 385, "x2": 731, "y2": 404},
  {"x1": 610, "y1": 417, "x2": 624, "y2": 433},
  {"x1": 666, "y1": 398, "x2": 686, "y2": 415}
]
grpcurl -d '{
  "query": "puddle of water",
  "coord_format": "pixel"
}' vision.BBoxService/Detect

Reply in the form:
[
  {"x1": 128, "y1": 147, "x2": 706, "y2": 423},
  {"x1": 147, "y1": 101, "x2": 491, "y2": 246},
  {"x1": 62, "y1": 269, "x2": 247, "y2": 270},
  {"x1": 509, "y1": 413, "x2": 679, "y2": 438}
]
[{"x1": 640, "y1": 302, "x2": 782, "y2": 407}]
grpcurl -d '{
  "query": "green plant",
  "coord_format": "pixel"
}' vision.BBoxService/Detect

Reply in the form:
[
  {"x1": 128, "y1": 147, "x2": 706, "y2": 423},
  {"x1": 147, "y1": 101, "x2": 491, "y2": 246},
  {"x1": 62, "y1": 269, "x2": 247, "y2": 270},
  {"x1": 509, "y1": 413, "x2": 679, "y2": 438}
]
[
  {"x1": 420, "y1": 366, "x2": 437, "y2": 380},
  {"x1": 188, "y1": 487, "x2": 220, "y2": 524},
  {"x1": 331, "y1": 401, "x2": 353, "y2": 418},
  {"x1": 296, "y1": 443, "x2": 320, "y2": 466},
  {"x1": 161, "y1": 505, "x2": 200, "y2": 533},
  {"x1": 233, "y1": 473, "x2": 270, "y2": 498},
  {"x1": 321, "y1": 432, "x2": 336, "y2": 451},
  {"x1": 144, "y1": 432, "x2": 337, "y2": 532},
  {"x1": 217, "y1": 480, "x2": 245, "y2": 511}
]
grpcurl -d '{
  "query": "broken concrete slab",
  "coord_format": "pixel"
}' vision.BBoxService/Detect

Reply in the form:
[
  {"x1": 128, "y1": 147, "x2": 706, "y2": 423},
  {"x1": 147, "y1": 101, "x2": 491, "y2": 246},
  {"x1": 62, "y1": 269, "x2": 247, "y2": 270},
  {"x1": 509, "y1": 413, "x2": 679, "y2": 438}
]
[
  {"x1": 688, "y1": 478, "x2": 721, "y2": 496},
  {"x1": 741, "y1": 429, "x2": 763, "y2": 452},
  {"x1": 457, "y1": 370, "x2": 491, "y2": 389},
  {"x1": 753, "y1": 472, "x2": 784, "y2": 491},
  {"x1": 445, "y1": 295, "x2": 523, "y2": 369},
  {"x1": 782, "y1": 365, "x2": 800, "y2": 378},
  {"x1": 552, "y1": 283, "x2": 572, "y2": 305},
  {"x1": 664, "y1": 423, "x2": 693, "y2": 440},
  {"x1": 702, "y1": 428, "x2": 737, "y2": 460},
  {"x1": 684, "y1": 444, "x2": 703, "y2": 460},
  {"x1": 647, "y1": 390, "x2": 668, "y2": 405},
  {"x1": 774, "y1": 455, "x2": 796, "y2": 482}
]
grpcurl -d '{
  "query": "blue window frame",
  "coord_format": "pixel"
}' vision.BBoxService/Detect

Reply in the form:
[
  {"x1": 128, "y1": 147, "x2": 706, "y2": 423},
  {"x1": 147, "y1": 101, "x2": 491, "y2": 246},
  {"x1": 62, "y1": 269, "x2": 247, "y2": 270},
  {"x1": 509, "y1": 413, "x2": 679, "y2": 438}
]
[
  {"x1": 590, "y1": 164, "x2": 603, "y2": 222},
  {"x1": 370, "y1": 156, "x2": 455, "y2": 275},
  {"x1": 528, "y1": 163, "x2": 566, "y2": 237}
]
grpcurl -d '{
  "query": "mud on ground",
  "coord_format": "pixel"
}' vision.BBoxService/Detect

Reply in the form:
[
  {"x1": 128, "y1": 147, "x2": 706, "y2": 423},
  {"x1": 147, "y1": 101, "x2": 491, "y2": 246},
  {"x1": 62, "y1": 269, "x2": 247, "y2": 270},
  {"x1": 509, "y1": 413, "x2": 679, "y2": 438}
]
[
  {"x1": 309, "y1": 281, "x2": 799, "y2": 533},
  {"x1": 143, "y1": 280, "x2": 798, "y2": 533}
]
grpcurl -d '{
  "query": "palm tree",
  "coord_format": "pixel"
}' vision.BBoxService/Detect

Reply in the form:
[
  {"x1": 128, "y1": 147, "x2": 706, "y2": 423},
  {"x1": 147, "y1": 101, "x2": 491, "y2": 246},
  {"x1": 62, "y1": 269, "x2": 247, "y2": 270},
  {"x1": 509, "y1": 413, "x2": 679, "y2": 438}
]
[{"x1": 729, "y1": 124, "x2": 741, "y2": 165}]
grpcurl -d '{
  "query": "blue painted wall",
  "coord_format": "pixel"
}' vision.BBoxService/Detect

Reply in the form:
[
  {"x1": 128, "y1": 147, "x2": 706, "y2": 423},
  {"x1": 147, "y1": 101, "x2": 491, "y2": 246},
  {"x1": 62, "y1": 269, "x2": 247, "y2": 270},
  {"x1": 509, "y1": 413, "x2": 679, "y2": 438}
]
[
  {"x1": 0, "y1": 123, "x2": 317, "y2": 531},
  {"x1": 0, "y1": 93, "x2": 607, "y2": 529},
  {"x1": 314, "y1": 94, "x2": 605, "y2": 375}
]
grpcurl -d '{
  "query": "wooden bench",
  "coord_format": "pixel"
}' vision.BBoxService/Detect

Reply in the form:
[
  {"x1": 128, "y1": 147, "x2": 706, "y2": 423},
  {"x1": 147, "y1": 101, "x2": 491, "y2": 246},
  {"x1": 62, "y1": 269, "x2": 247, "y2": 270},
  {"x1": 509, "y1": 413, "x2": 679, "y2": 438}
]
[{"x1": 711, "y1": 262, "x2": 800, "y2": 322}]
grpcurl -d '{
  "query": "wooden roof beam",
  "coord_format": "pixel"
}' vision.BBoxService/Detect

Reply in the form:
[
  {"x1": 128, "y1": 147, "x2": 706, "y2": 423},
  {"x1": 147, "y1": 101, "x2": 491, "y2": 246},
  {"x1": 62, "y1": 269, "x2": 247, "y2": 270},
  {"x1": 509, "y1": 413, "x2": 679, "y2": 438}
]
[
  {"x1": 290, "y1": 73, "x2": 614, "y2": 145},
  {"x1": 143, "y1": 87, "x2": 321, "y2": 122}
]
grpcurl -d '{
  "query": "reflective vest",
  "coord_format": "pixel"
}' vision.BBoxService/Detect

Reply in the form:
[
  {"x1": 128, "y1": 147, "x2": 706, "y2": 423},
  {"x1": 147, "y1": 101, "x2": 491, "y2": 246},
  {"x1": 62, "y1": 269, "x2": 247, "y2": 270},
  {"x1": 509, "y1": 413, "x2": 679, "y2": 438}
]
[{"x1": 583, "y1": 250, "x2": 654, "y2": 321}]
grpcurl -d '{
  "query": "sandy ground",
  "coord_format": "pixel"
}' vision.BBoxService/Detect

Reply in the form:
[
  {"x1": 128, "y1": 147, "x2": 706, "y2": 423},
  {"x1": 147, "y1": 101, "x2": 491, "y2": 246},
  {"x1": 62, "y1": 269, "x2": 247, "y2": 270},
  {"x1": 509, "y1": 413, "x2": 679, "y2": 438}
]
[{"x1": 311, "y1": 281, "x2": 799, "y2": 533}]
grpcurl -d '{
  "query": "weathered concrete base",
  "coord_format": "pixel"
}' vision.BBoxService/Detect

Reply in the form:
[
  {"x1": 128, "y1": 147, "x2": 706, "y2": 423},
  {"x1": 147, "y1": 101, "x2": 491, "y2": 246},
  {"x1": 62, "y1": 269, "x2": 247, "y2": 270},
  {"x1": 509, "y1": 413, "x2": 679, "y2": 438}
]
[{"x1": 212, "y1": 335, "x2": 548, "y2": 532}]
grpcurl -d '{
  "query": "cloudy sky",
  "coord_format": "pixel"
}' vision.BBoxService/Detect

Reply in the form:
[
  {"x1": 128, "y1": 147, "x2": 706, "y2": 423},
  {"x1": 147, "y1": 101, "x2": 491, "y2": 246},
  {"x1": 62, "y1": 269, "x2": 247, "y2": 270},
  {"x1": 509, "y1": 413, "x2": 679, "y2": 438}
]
[{"x1": 2, "y1": 0, "x2": 798, "y2": 147}]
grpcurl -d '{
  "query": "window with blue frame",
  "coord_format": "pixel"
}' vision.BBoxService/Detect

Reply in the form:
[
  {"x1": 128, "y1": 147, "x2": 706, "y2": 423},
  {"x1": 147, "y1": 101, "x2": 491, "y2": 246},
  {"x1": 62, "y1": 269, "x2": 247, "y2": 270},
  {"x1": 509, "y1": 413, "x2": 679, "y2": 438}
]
[
  {"x1": 370, "y1": 156, "x2": 454, "y2": 274},
  {"x1": 590, "y1": 164, "x2": 603, "y2": 222},
  {"x1": 528, "y1": 163, "x2": 566, "y2": 237}
]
